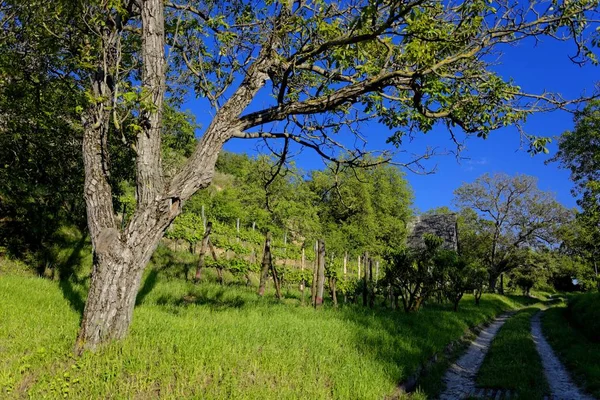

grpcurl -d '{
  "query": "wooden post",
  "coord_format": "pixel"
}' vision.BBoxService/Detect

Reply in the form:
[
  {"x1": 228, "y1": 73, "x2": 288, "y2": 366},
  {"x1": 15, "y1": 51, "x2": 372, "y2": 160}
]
[
  {"x1": 258, "y1": 232, "x2": 272, "y2": 296},
  {"x1": 315, "y1": 239, "x2": 326, "y2": 307},
  {"x1": 207, "y1": 239, "x2": 220, "y2": 284},
  {"x1": 270, "y1": 258, "x2": 282, "y2": 300},
  {"x1": 311, "y1": 240, "x2": 318, "y2": 306},
  {"x1": 368, "y1": 258, "x2": 374, "y2": 308},
  {"x1": 363, "y1": 252, "x2": 369, "y2": 307},
  {"x1": 301, "y1": 247, "x2": 306, "y2": 305},
  {"x1": 194, "y1": 222, "x2": 213, "y2": 282},
  {"x1": 343, "y1": 252, "x2": 348, "y2": 303},
  {"x1": 329, "y1": 275, "x2": 338, "y2": 307},
  {"x1": 201, "y1": 204, "x2": 206, "y2": 232}
]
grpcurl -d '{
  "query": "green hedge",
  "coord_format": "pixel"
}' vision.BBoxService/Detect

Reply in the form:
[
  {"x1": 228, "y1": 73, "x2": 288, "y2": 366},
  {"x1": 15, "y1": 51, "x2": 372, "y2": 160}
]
[{"x1": 568, "y1": 292, "x2": 600, "y2": 342}]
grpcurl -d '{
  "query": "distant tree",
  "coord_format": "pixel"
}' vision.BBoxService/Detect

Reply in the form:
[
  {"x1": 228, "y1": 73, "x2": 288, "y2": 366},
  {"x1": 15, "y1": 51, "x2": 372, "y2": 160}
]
[
  {"x1": 557, "y1": 217, "x2": 600, "y2": 290},
  {"x1": 454, "y1": 173, "x2": 571, "y2": 293},
  {"x1": 311, "y1": 161, "x2": 413, "y2": 258}
]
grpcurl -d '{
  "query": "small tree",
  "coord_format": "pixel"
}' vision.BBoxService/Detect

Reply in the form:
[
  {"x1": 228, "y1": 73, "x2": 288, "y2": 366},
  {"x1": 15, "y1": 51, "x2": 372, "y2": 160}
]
[
  {"x1": 434, "y1": 250, "x2": 471, "y2": 311},
  {"x1": 384, "y1": 234, "x2": 444, "y2": 312},
  {"x1": 469, "y1": 264, "x2": 488, "y2": 306}
]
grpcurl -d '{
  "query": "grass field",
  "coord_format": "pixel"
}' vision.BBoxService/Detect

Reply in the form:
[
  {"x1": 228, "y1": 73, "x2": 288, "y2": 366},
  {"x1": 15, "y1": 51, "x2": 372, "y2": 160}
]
[
  {"x1": 542, "y1": 304, "x2": 600, "y2": 398},
  {"x1": 476, "y1": 307, "x2": 548, "y2": 400},
  {"x1": 0, "y1": 269, "x2": 534, "y2": 399}
]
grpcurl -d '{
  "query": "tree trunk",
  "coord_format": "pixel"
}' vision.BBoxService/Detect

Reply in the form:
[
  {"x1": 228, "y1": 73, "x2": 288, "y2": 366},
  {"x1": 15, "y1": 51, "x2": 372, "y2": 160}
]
[
  {"x1": 76, "y1": 0, "x2": 272, "y2": 352},
  {"x1": 258, "y1": 232, "x2": 272, "y2": 296},
  {"x1": 194, "y1": 221, "x2": 213, "y2": 282},
  {"x1": 488, "y1": 272, "x2": 499, "y2": 293},
  {"x1": 475, "y1": 288, "x2": 482, "y2": 306},
  {"x1": 315, "y1": 239, "x2": 325, "y2": 307},
  {"x1": 75, "y1": 207, "x2": 172, "y2": 353},
  {"x1": 499, "y1": 273, "x2": 504, "y2": 295},
  {"x1": 453, "y1": 294, "x2": 463, "y2": 311},
  {"x1": 75, "y1": 249, "x2": 142, "y2": 352}
]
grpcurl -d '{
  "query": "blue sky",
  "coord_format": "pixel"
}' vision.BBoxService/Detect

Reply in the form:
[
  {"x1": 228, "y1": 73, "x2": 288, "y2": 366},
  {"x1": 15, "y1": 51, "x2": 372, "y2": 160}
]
[{"x1": 183, "y1": 33, "x2": 598, "y2": 213}]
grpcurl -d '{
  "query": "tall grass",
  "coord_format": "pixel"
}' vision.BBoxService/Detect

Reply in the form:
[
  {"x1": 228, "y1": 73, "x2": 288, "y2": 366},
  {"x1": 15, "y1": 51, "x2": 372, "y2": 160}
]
[{"x1": 1, "y1": 271, "x2": 527, "y2": 399}]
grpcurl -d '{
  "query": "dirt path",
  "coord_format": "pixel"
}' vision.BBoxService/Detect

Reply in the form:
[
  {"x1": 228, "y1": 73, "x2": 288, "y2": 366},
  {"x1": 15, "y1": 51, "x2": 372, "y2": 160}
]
[
  {"x1": 530, "y1": 311, "x2": 594, "y2": 400},
  {"x1": 439, "y1": 313, "x2": 513, "y2": 400}
]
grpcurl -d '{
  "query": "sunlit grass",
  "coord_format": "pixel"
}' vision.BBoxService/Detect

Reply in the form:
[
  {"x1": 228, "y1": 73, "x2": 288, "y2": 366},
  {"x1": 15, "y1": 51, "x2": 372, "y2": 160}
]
[
  {"x1": 1, "y1": 272, "x2": 527, "y2": 399},
  {"x1": 476, "y1": 306, "x2": 548, "y2": 400}
]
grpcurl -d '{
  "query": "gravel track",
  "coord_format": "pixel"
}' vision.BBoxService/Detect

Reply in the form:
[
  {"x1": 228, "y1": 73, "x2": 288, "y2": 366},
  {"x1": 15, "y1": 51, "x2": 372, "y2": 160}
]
[
  {"x1": 530, "y1": 311, "x2": 594, "y2": 400},
  {"x1": 439, "y1": 313, "x2": 513, "y2": 400}
]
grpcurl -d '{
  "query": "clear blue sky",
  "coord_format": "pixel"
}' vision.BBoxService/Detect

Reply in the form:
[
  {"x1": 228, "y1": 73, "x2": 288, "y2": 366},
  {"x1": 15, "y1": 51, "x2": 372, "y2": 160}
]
[{"x1": 183, "y1": 36, "x2": 598, "y2": 213}]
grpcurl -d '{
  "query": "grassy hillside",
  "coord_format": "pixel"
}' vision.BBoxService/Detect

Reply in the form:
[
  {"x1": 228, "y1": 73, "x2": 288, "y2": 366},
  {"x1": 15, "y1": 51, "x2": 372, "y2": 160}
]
[{"x1": 0, "y1": 271, "x2": 529, "y2": 399}]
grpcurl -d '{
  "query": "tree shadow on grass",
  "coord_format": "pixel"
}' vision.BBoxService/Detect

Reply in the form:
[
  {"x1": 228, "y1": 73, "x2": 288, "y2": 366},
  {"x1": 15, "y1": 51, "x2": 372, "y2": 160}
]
[
  {"x1": 155, "y1": 285, "x2": 248, "y2": 311},
  {"x1": 136, "y1": 269, "x2": 159, "y2": 306},
  {"x1": 59, "y1": 278, "x2": 86, "y2": 318},
  {"x1": 55, "y1": 234, "x2": 89, "y2": 318},
  {"x1": 329, "y1": 295, "x2": 522, "y2": 396}
]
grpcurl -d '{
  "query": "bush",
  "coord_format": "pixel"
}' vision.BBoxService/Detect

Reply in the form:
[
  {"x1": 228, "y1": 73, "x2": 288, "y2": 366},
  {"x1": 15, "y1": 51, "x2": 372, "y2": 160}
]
[{"x1": 568, "y1": 292, "x2": 600, "y2": 342}]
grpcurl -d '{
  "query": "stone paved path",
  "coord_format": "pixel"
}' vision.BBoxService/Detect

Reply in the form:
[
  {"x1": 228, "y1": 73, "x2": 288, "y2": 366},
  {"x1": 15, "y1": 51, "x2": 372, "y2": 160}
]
[
  {"x1": 530, "y1": 311, "x2": 594, "y2": 400},
  {"x1": 439, "y1": 313, "x2": 513, "y2": 400}
]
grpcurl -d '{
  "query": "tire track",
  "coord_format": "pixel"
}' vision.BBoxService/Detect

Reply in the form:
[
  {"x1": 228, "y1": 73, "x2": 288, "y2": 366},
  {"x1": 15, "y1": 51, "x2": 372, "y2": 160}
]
[
  {"x1": 439, "y1": 313, "x2": 513, "y2": 400},
  {"x1": 530, "y1": 311, "x2": 594, "y2": 400}
]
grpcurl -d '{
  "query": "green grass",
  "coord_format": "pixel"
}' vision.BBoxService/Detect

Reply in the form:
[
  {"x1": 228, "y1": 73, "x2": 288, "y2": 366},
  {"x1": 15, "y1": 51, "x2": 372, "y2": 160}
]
[
  {"x1": 567, "y1": 291, "x2": 600, "y2": 342},
  {"x1": 542, "y1": 305, "x2": 600, "y2": 398},
  {"x1": 0, "y1": 271, "x2": 530, "y2": 399},
  {"x1": 476, "y1": 307, "x2": 548, "y2": 400}
]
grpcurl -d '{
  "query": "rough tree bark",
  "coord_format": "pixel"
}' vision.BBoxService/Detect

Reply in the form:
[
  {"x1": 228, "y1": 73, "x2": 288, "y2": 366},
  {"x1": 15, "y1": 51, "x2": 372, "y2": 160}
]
[{"x1": 76, "y1": 0, "x2": 272, "y2": 352}]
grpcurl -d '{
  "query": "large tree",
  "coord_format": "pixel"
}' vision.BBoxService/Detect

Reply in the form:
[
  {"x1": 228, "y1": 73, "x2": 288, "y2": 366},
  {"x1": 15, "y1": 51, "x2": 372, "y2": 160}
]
[
  {"x1": 3, "y1": 0, "x2": 598, "y2": 351},
  {"x1": 454, "y1": 173, "x2": 571, "y2": 292},
  {"x1": 551, "y1": 101, "x2": 600, "y2": 288}
]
